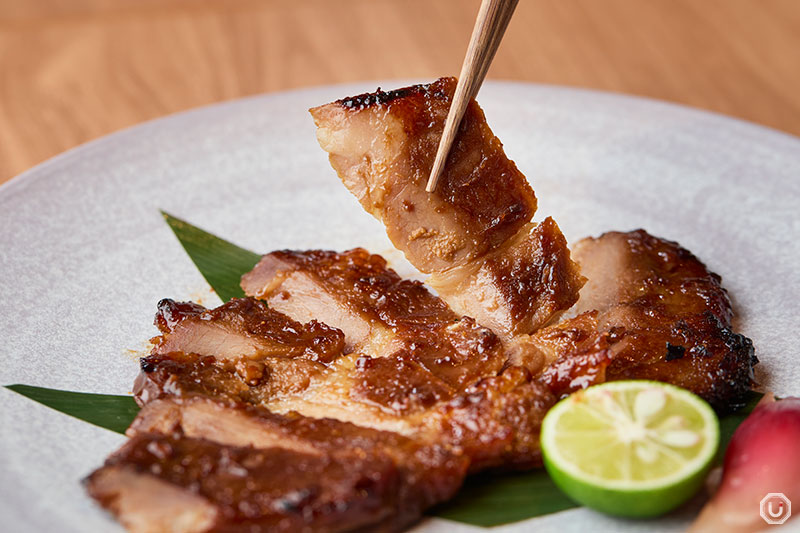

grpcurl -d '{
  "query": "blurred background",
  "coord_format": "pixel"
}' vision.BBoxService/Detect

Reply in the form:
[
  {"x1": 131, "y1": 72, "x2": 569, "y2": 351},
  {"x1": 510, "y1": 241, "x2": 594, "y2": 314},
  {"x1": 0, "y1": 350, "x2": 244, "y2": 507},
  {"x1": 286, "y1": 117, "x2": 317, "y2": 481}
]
[{"x1": 1, "y1": 0, "x2": 799, "y2": 184}]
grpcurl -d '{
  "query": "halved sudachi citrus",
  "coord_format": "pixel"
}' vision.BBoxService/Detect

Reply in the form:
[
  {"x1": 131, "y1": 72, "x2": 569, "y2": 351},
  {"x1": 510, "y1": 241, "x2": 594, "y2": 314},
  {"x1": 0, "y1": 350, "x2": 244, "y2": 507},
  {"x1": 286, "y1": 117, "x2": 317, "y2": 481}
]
[{"x1": 541, "y1": 380, "x2": 719, "y2": 518}]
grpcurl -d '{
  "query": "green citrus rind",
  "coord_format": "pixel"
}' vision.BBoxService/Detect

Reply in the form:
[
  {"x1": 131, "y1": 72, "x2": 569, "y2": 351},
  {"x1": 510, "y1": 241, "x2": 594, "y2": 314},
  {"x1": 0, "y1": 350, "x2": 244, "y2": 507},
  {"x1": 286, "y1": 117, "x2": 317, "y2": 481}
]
[{"x1": 540, "y1": 380, "x2": 719, "y2": 518}]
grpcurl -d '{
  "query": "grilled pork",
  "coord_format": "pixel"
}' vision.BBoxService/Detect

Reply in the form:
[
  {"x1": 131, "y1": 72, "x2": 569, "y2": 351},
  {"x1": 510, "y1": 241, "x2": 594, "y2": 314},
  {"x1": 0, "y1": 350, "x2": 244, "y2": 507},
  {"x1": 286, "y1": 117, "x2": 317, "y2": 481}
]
[
  {"x1": 509, "y1": 311, "x2": 615, "y2": 398},
  {"x1": 90, "y1": 282, "x2": 554, "y2": 531},
  {"x1": 89, "y1": 435, "x2": 409, "y2": 533},
  {"x1": 568, "y1": 230, "x2": 757, "y2": 409},
  {"x1": 151, "y1": 297, "x2": 345, "y2": 364},
  {"x1": 519, "y1": 230, "x2": 756, "y2": 409},
  {"x1": 137, "y1": 297, "x2": 344, "y2": 405},
  {"x1": 88, "y1": 397, "x2": 468, "y2": 533},
  {"x1": 310, "y1": 78, "x2": 583, "y2": 338},
  {"x1": 241, "y1": 248, "x2": 510, "y2": 381},
  {"x1": 240, "y1": 247, "x2": 554, "y2": 466},
  {"x1": 142, "y1": 279, "x2": 553, "y2": 468}
]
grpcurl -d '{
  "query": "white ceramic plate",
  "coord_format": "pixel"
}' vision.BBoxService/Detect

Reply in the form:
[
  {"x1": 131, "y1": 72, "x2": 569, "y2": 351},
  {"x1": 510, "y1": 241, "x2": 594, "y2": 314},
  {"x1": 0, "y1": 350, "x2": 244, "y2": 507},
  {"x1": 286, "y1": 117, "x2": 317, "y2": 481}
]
[{"x1": 1, "y1": 81, "x2": 799, "y2": 533}]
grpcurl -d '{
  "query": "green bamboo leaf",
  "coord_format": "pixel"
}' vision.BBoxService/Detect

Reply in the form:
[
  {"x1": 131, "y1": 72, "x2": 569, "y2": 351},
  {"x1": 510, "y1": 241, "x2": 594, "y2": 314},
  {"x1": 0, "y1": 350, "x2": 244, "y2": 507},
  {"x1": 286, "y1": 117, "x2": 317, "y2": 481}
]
[
  {"x1": 432, "y1": 469, "x2": 577, "y2": 526},
  {"x1": 5, "y1": 384, "x2": 139, "y2": 435},
  {"x1": 161, "y1": 211, "x2": 261, "y2": 302}
]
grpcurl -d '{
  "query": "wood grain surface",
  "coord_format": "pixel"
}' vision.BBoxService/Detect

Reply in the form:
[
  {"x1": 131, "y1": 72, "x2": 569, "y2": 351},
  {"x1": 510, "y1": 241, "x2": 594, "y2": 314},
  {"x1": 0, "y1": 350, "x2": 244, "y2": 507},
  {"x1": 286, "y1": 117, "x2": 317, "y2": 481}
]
[{"x1": 1, "y1": 0, "x2": 799, "y2": 184}]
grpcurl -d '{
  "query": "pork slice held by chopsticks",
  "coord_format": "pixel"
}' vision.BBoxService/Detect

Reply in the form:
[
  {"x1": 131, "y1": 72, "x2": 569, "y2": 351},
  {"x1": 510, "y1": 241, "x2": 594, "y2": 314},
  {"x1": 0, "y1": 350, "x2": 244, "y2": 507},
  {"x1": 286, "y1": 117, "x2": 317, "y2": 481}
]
[
  {"x1": 310, "y1": 77, "x2": 583, "y2": 337},
  {"x1": 311, "y1": 78, "x2": 536, "y2": 273}
]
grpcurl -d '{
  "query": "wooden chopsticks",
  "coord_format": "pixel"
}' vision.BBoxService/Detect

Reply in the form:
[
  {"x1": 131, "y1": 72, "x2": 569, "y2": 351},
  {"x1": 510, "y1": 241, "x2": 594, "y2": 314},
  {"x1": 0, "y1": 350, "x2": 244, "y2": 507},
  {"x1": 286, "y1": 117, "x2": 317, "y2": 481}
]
[{"x1": 425, "y1": 0, "x2": 520, "y2": 193}]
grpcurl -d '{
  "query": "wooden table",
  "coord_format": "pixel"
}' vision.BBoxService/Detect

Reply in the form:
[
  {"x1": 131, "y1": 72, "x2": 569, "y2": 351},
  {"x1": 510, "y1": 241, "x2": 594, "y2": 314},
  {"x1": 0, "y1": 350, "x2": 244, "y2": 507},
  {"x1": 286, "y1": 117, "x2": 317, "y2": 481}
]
[{"x1": 1, "y1": 0, "x2": 799, "y2": 184}]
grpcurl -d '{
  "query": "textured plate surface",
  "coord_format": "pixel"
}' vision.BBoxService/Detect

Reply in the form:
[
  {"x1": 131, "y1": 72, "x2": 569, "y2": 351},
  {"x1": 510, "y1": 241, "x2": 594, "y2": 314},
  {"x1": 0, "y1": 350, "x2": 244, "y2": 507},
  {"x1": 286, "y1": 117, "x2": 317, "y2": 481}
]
[{"x1": 1, "y1": 81, "x2": 799, "y2": 532}]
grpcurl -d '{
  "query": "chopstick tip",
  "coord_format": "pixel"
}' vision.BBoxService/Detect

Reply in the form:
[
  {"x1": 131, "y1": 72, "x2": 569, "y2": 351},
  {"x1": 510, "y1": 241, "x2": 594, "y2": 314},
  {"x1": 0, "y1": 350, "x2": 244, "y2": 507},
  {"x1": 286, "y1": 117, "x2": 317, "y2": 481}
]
[
  {"x1": 426, "y1": 154, "x2": 446, "y2": 192},
  {"x1": 425, "y1": 176, "x2": 438, "y2": 193}
]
